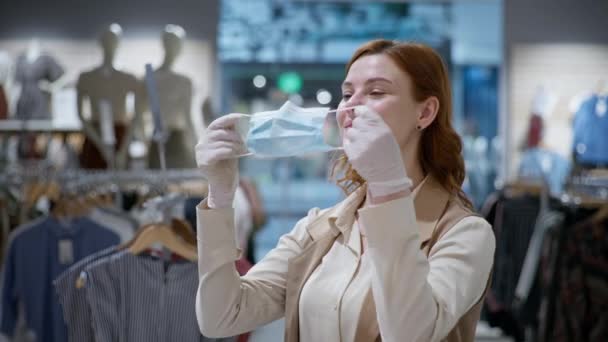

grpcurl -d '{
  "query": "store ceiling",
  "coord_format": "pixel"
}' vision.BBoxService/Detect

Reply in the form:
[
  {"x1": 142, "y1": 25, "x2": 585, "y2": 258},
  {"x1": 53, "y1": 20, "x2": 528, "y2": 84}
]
[{"x1": 0, "y1": 0, "x2": 220, "y2": 41}]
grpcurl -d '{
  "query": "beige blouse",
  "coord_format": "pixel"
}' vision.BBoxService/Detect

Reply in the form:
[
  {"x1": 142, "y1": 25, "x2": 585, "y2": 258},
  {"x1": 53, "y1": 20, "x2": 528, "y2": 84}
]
[
  {"x1": 298, "y1": 218, "x2": 371, "y2": 342},
  {"x1": 195, "y1": 180, "x2": 495, "y2": 341}
]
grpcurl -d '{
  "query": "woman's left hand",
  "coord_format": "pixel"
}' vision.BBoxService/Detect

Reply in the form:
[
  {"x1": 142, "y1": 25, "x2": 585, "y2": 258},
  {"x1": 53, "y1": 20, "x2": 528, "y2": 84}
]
[{"x1": 343, "y1": 106, "x2": 412, "y2": 198}]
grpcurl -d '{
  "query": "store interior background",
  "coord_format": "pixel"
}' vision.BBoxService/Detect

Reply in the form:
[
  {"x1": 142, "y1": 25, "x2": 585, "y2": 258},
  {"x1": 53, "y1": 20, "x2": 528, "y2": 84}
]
[{"x1": 0, "y1": 0, "x2": 607, "y2": 341}]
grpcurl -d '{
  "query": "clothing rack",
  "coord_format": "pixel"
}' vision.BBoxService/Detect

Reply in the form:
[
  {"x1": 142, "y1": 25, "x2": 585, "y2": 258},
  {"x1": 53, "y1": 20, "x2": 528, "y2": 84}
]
[
  {"x1": 0, "y1": 166, "x2": 206, "y2": 228},
  {"x1": 0, "y1": 167, "x2": 205, "y2": 189},
  {"x1": 561, "y1": 171, "x2": 608, "y2": 204},
  {"x1": 538, "y1": 173, "x2": 607, "y2": 341},
  {"x1": 482, "y1": 169, "x2": 608, "y2": 342}
]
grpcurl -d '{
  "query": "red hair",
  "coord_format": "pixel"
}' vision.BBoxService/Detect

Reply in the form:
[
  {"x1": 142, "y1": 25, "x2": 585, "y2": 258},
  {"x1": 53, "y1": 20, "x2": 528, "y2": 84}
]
[{"x1": 332, "y1": 39, "x2": 472, "y2": 208}]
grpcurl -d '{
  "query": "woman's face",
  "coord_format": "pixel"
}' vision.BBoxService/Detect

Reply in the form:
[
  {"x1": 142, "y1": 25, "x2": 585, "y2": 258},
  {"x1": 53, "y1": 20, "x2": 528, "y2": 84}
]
[{"x1": 337, "y1": 53, "x2": 421, "y2": 149}]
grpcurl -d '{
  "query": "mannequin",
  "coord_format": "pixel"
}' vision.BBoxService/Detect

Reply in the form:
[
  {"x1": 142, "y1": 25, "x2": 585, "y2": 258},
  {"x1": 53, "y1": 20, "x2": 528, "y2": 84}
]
[
  {"x1": 139, "y1": 25, "x2": 196, "y2": 169},
  {"x1": 0, "y1": 50, "x2": 10, "y2": 119},
  {"x1": 77, "y1": 24, "x2": 141, "y2": 169},
  {"x1": 518, "y1": 86, "x2": 570, "y2": 194},
  {"x1": 14, "y1": 38, "x2": 65, "y2": 119},
  {"x1": 201, "y1": 96, "x2": 216, "y2": 128}
]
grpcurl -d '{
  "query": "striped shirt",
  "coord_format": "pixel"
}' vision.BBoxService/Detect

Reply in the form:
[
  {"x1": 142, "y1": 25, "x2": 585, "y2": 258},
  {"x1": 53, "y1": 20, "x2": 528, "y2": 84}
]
[
  {"x1": 83, "y1": 251, "x2": 234, "y2": 342},
  {"x1": 54, "y1": 246, "x2": 118, "y2": 342}
]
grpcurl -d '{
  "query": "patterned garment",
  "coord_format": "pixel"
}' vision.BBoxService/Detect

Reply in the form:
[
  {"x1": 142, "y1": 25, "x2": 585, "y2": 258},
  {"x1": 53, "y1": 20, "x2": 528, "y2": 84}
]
[
  {"x1": 540, "y1": 212, "x2": 608, "y2": 342},
  {"x1": 83, "y1": 251, "x2": 234, "y2": 342},
  {"x1": 54, "y1": 246, "x2": 118, "y2": 342},
  {"x1": 0, "y1": 85, "x2": 8, "y2": 119},
  {"x1": 491, "y1": 195, "x2": 542, "y2": 306}
]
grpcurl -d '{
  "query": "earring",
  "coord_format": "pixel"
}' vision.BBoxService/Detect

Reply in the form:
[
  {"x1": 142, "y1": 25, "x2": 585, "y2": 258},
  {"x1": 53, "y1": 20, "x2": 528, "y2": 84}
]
[{"x1": 417, "y1": 125, "x2": 422, "y2": 130}]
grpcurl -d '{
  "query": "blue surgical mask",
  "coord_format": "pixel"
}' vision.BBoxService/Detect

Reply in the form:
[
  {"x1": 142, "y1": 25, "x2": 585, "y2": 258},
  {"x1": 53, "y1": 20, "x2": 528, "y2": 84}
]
[{"x1": 239, "y1": 101, "x2": 342, "y2": 158}]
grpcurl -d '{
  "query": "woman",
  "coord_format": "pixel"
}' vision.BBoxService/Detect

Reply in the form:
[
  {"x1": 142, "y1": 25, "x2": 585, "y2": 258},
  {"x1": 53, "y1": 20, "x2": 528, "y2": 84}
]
[{"x1": 194, "y1": 39, "x2": 495, "y2": 342}]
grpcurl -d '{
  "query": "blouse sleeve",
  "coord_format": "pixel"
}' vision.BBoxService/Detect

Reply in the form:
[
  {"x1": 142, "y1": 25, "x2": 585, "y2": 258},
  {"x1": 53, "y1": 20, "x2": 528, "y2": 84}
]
[
  {"x1": 358, "y1": 195, "x2": 495, "y2": 342},
  {"x1": 195, "y1": 199, "x2": 319, "y2": 338}
]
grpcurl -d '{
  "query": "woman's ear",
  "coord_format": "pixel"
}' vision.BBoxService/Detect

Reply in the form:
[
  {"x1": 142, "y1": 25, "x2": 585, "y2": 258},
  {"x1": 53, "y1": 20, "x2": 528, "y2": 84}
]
[{"x1": 416, "y1": 96, "x2": 439, "y2": 130}]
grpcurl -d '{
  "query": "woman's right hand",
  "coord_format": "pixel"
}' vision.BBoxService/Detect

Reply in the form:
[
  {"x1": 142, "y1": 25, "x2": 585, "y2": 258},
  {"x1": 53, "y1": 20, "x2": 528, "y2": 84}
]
[{"x1": 195, "y1": 114, "x2": 249, "y2": 208}]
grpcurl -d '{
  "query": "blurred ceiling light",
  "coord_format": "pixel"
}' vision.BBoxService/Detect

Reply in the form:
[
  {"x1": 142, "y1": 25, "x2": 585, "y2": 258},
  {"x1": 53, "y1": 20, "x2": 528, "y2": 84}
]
[
  {"x1": 316, "y1": 89, "x2": 332, "y2": 105},
  {"x1": 253, "y1": 75, "x2": 267, "y2": 88}
]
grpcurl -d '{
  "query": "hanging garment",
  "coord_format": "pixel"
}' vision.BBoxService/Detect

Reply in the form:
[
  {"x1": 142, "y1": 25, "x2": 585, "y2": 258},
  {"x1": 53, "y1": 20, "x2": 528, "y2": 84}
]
[
  {"x1": 0, "y1": 216, "x2": 119, "y2": 342},
  {"x1": 45, "y1": 137, "x2": 80, "y2": 170},
  {"x1": 572, "y1": 94, "x2": 608, "y2": 167},
  {"x1": 490, "y1": 195, "x2": 541, "y2": 306},
  {"x1": 540, "y1": 213, "x2": 608, "y2": 342},
  {"x1": 513, "y1": 210, "x2": 564, "y2": 323},
  {"x1": 82, "y1": 251, "x2": 234, "y2": 342},
  {"x1": 17, "y1": 133, "x2": 43, "y2": 160},
  {"x1": 14, "y1": 54, "x2": 64, "y2": 119},
  {"x1": 54, "y1": 246, "x2": 118, "y2": 342},
  {"x1": 482, "y1": 193, "x2": 542, "y2": 341},
  {"x1": 0, "y1": 85, "x2": 8, "y2": 119},
  {"x1": 79, "y1": 123, "x2": 127, "y2": 169}
]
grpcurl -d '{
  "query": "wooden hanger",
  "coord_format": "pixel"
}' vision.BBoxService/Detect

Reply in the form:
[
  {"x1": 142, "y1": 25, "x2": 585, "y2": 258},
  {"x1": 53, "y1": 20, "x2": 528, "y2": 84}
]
[
  {"x1": 119, "y1": 218, "x2": 195, "y2": 248},
  {"x1": 170, "y1": 218, "x2": 196, "y2": 245},
  {"x1": 127, "y1": 220, "x2": 197, "y2": 261},
  {"x1": 75, "y1": 216, "x2": 193, "y2": 290},
  {"x1": 503, "y1": 180, "x2": 544, "y2": 198},
  {"x1": 49, "y1": 184, "x2": 70, "y2": 219},
  {"x1": 23, "y1": 181, "x2": 59, "y2": 211},
  {"x1": 82, "y1": 191, "x2": 112, "y2": 212},
  {"x1": 591, "y1": 204, "x2": 608, "y2": 224}
]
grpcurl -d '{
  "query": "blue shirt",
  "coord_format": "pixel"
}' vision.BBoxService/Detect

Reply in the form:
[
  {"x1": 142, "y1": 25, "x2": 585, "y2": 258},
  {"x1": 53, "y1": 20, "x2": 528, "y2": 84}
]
[
  {"x1": 0, "y1": 216, "x2": 120, "y2": 342},
  {"x1": 518, "y1": 148, "x2": 571, "y2": 195},
  {"x1": 572, "y1": 94, "x2": 608, "y2": 166}
]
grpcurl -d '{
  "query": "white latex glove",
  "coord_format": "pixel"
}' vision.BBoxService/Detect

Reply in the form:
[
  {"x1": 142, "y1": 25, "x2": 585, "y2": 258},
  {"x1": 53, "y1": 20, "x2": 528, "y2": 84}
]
[
  {"x1": 343, "y1": 106, "x2": 412, "y2": 197},
  {"x1": 195, "y1": 114, "x2": 249, "y2": 208}
]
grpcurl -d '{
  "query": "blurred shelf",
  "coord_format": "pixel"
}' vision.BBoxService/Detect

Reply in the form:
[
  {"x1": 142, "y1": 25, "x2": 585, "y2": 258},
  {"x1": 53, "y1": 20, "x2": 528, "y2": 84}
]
[{"x1": 0, "y1": 119, "x2": 82, "y2": 133}]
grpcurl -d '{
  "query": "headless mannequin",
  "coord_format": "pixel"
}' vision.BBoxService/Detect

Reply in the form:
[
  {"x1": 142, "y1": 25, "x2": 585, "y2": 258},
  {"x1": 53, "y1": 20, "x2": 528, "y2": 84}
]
[
  {"x1": 140, "y1": 25, "x2": 196, "y2": 168},
  {"x1": 76, "y1": 24, "x2": 140, "y2": 169},
  {"x1": 0, "y1": 50, "x2": 10, "y2": 119}
]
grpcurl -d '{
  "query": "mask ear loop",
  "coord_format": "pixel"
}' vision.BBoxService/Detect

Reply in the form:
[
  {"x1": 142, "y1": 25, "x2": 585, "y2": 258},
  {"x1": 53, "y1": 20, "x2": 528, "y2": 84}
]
[{"x1": 324, "y1": 107, "x2": 360, "y2": 150}]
